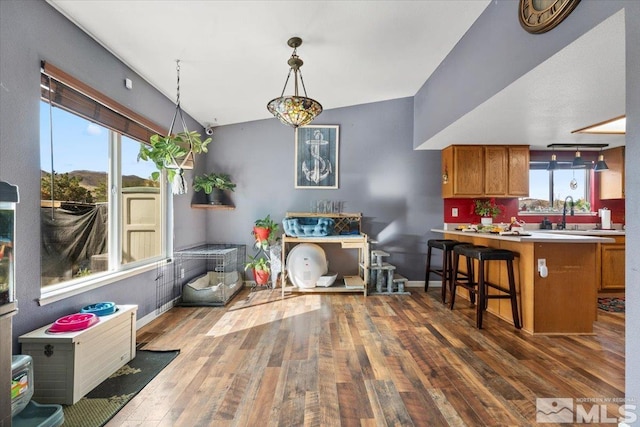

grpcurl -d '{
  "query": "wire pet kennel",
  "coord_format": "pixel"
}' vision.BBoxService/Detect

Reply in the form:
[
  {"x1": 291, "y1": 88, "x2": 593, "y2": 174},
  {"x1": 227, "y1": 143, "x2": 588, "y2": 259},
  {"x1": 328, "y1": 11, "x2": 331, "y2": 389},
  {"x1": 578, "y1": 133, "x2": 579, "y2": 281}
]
[{"x1": 174, "y1": 244, "x2": 246, "y2": 306}]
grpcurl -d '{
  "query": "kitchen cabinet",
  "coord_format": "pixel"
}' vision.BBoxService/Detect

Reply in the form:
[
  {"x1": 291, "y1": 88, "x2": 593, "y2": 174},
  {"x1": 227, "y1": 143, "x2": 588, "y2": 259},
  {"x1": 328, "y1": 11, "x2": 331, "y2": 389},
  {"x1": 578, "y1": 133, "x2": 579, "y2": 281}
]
[
  {"x1": 442, "y1": 145, "x2": 529, "y2": 198},
  {"x1": 599, "y1": 147, "x2": 624, "y2": 199},
  {"x1": 599, "y1": 236, "x2": 625, "y2": 290}
]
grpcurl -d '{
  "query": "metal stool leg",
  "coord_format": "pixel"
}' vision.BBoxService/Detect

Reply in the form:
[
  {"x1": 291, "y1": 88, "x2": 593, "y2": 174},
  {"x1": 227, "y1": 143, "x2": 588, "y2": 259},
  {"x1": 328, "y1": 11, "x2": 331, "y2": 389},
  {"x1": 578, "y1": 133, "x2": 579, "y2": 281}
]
[{"x1": 507, "y1": 259, "x2": 522, "y2": 329}]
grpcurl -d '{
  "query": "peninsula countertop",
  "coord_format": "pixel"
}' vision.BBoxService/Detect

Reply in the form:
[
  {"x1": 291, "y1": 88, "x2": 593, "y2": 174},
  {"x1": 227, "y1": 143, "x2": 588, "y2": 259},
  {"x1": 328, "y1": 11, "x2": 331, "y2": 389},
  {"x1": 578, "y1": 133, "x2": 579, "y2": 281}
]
[{"x1": 431, "y1": 229, "x2": 616, "y2": 244}]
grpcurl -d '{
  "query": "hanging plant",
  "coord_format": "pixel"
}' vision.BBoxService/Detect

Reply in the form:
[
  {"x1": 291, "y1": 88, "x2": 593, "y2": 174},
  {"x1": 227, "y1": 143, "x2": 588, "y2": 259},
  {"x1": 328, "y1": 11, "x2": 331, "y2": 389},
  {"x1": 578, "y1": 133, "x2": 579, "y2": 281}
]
[
  {"x1": 137, "y1": 60, "x2": 211, "y2": 195},
  {"x1": 138, "y1": 131, "x2": 211, "y2": 185}
]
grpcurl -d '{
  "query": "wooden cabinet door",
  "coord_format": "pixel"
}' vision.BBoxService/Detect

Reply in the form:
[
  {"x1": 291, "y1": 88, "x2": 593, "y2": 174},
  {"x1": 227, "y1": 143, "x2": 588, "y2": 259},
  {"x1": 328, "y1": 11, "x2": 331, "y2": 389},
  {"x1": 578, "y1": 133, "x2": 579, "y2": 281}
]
[
  {"x1": 441, "y1": 146, "x2": 454, "y2": 198},
  {"x1": 453, "y1": 146, "x2": 484, "y2": 196},
  {"x1": 601, "y1": 242, "x2": 625, "y2": 290},
  {"x1": 599, "y1": 147, "x2": 624, "y2": 199},
  {"x1": 507, "y1": 146, "x2": 530, "y2": 197},
  {"x1": 484, "y1": 146, "x2": 507, "y2": 196}
]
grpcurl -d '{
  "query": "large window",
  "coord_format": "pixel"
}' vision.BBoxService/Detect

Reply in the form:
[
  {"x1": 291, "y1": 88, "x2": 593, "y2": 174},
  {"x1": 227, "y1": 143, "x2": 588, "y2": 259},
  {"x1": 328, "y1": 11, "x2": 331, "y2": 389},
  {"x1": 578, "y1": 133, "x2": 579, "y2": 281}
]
[
  {"x1": 519, "y1": 162, "x2": 592, "y2": 214},
  {"x1": 40, "y1": 65, "x2": 167, "y2": 291}
]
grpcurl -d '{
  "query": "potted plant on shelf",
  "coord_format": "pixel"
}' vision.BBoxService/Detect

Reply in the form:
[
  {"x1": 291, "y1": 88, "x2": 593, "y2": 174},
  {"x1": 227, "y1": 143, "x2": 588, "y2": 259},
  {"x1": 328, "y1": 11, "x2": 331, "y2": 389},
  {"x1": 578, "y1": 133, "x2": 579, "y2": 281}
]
[
  {"x1": 138, "y1": 131, "x2": 212, "y2": 194},
  {"x1": 244, "y1": 255, "x2": 271, "y2": 286},
  {"x1": 193, "y1": 172, "x2": 236, "y2": 205},
  {"x1": 473, "y1": 198, "x2": 502, "y2": 225}
]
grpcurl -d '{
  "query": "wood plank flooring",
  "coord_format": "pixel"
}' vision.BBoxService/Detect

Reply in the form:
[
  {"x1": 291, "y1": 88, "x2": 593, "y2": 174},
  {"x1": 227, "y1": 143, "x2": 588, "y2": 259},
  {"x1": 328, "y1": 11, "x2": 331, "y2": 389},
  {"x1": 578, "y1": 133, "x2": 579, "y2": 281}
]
[{"x1": 107, "y1": 287, "x2": 624, "y2": 426}]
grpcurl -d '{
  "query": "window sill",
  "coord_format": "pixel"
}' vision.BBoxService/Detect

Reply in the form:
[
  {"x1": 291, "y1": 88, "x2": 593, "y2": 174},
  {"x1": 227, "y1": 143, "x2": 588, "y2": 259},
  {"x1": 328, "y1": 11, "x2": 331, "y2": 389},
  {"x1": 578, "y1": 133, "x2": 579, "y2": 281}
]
[
  {"x1": 517, "y1": 211, "x2": 597, "y2": 217},
  {"x1": 39, "y1": 260, "x2": 168, "y2": 306}
]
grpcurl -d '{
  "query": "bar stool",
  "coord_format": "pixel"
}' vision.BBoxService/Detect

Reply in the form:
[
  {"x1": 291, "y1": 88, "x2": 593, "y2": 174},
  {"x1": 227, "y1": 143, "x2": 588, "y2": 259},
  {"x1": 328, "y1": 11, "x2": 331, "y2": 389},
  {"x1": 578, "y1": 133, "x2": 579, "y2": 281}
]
[
  {"x1": 450, "y1": 245, "x2": 521, "y2": 329},
  {"x1": 425, "y1": 239, "x2": 469, "y2": 303}
]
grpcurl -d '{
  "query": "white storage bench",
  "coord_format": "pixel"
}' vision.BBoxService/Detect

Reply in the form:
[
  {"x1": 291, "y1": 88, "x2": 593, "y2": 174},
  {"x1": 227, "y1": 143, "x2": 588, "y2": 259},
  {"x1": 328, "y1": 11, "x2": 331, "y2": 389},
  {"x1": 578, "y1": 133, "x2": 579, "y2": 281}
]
[{"x1": 18, "y1": 304, "x2": 137, "y2": 405}]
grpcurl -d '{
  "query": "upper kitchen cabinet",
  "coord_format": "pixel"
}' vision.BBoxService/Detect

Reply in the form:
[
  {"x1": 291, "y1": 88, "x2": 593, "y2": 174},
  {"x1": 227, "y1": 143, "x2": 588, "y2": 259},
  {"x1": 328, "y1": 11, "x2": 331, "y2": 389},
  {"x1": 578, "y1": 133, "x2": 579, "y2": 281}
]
[
  {"x1": 442, "y1": 145, "x2": 529, "y2": 198},
  {"x1": 599, "y1": 146, "x2": 625, "y2": 199},
  {"x1": 442, "y1": 145, "x2": 484, "y2": 198}
]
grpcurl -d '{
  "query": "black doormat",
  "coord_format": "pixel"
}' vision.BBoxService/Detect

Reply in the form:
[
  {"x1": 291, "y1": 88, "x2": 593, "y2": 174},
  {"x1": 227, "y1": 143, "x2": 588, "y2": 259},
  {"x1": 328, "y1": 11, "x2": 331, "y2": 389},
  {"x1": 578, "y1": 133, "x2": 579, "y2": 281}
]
[
  {"x1": 61, "y1": 349, "x2": 179, "y2": 427},
  {"x1": 598, "y1": 297, "x2": 625, "y2": 313}
]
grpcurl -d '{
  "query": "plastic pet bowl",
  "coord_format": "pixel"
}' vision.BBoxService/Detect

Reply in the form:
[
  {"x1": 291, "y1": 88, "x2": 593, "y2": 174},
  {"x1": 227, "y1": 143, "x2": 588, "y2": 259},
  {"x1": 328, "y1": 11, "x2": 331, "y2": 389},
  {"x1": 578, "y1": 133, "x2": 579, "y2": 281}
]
[
  {"x1": 80, "y1": 301, "x2": 117, "y2": 316},
  {"x1": 48, "y1": 313, "x2": 99, "y2": 333}
]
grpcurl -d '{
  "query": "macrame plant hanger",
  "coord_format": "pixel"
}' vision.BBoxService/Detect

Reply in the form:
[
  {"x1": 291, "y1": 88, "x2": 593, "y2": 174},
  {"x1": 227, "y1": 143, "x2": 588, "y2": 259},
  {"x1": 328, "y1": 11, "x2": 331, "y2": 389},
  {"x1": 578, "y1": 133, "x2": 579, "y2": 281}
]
[{"x1": 166, "y1": 60, "x2": 195, "y2": 195}]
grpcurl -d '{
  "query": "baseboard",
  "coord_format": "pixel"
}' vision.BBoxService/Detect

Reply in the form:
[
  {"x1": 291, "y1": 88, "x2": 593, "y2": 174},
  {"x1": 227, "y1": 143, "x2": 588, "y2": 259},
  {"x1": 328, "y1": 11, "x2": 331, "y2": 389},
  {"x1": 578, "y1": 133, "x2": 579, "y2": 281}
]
[{"x1": 136, "y1": 296, "x2": 180, "y2": 330}]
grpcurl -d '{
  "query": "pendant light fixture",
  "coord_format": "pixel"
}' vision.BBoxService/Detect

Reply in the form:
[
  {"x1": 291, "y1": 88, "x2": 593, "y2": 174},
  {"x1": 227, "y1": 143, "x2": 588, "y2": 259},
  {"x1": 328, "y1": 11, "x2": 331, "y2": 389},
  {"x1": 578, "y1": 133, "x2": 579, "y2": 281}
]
[
  {"x1": 546, "y1": 143, "x2": 610, "y2": 171},
  {"x1": 547, "y1": 151, "x2": 558, "y2": 170},
  {"x1": 594, "y1": 150, "x2": 609, "y2": 172},
  {"x1": 267, "y1": 37, "x2": 323, "y2": 128},
  {"x1": 572, "y1": 148, "x2": 586, "y2": 169}
]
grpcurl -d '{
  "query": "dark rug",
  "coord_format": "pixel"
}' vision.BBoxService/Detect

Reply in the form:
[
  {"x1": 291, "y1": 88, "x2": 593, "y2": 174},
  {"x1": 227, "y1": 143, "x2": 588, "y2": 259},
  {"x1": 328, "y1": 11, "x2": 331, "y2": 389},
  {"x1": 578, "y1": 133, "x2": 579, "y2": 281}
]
[
  {"x1": 598, "y1": 297, "x2": 625, "y2": 313},
  {"x1": 61, "y1": 349, "x2": 179, "y2": 427}
]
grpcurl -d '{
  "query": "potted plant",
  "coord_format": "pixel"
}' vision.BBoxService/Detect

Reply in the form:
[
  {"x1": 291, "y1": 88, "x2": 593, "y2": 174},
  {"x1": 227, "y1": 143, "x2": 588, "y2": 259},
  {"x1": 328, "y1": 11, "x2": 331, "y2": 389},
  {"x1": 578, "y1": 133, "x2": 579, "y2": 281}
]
[
  {"x1": 244, "y1": 255, "x2": 270, "y2": 286},
  {"x1": 252, "y1": 214, "x2": 279, "y2": 249},
  {"x1": 472, "y1": 198, "x2": 502, "y2": 225},
  {"x1": 193, "y1": 172, "x2": 236, "y2": 205},
  {"x1": 138, "y1": 131, "x2": 212, "y2": 192}
]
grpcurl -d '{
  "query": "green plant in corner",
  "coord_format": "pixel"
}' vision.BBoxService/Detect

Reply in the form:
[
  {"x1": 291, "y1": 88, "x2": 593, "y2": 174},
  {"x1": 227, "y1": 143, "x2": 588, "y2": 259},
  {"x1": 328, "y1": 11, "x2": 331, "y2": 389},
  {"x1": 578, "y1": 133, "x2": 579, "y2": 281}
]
[
  {"x1": 193, "y1": 173, "x2": 236, "y2": 194},
  {"x1": 244, "y1": 254, "x2": 271, "y2": 286},
  {"x1": 138, "y1": 131, "x2": 212, "y2": 184}
]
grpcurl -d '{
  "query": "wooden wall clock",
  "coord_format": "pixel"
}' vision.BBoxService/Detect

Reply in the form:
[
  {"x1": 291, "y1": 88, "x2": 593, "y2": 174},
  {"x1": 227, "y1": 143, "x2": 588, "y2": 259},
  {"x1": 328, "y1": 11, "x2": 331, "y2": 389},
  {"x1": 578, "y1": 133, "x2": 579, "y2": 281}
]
[{"x1": 519, "y1": 0, "x2": 581, "y2": 34}]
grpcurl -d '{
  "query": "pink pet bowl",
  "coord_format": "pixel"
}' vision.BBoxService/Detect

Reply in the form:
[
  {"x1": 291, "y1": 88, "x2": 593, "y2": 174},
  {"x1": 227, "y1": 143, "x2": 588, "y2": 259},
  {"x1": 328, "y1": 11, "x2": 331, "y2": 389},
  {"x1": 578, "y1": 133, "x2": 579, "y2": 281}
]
[{"x1": 48, "y1": 313, "x2": 99, "y2": 333}]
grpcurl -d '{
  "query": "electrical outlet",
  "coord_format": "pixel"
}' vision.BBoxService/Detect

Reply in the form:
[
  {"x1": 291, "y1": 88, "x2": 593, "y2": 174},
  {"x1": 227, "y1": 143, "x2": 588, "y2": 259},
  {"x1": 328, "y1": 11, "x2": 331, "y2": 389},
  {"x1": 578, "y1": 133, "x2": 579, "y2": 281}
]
[
  {"x1": 538, "y1": 259, "x2": 546, "y2": 269},
  {"x1": 452, "y1": 207, "x2": 458, "y2": 217},
  {"x1": 180, "y1": 268, "x2": 185, "y2": 279}
]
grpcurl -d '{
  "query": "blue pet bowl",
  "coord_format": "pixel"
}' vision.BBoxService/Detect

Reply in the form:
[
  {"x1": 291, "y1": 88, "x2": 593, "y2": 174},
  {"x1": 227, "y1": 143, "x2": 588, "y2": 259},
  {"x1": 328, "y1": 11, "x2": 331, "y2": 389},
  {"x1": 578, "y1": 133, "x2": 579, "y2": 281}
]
[{"x1": 80, "y1": 301, "x2": 117, "y2": 316}]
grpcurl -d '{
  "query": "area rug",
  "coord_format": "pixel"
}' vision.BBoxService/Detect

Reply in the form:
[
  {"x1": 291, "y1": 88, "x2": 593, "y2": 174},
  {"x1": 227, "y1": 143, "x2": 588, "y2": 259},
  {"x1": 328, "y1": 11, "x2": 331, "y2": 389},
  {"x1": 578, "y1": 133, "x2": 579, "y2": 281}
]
[
  {"x1": 61, "y1": 349, "x2": 179, "y2": 427},
  {"x1": 598, "y1": 297, "x2": 625, "y2": 313}
]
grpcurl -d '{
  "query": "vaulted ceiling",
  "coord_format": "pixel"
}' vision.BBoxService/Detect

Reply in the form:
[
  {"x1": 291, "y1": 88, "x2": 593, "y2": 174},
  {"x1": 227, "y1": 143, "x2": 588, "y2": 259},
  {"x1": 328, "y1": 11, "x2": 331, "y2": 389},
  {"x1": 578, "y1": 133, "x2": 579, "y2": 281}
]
[{"x1": 47, "y1": 1, "x2": 625, "y2": 150}]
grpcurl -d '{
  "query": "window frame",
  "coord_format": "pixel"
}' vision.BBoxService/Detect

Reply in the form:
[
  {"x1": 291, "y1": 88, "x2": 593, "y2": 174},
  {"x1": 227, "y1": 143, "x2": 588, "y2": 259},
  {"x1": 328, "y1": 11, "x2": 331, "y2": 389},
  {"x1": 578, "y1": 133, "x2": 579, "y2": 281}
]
[
  {"x1": 519, "y1": 161, "x2": 594, "y2": 216},
  {"x1": 39, "y1": 62, "x2": 172, "y2": 305}
]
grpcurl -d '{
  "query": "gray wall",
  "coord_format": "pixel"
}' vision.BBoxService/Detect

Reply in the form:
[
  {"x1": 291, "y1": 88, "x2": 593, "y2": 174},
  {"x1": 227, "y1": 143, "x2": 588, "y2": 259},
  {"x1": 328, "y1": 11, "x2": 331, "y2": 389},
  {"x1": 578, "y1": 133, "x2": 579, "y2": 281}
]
[
  {"x1": 624, "y1": 0, "x2": 640, "y2": 409},
  {"x1": 202, "y1": 98, "x2": 442, "y2": 280},
  {"x1": 0, "y1": 0, "x2": 206, "y2": 350}
]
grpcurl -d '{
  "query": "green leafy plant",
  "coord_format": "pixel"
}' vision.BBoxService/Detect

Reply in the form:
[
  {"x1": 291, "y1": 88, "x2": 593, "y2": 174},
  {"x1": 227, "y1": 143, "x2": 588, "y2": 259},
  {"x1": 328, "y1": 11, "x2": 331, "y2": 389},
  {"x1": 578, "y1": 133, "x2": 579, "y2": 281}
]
[
  {"x1": 193, "y1": 173, "x2": 236, "y2": 194},
  {"x1": 138, "y1": 131, "x2": 212, "y2": 183},
  {"x1": 251, "y1": 214, "x2": 280, "y2": 250},
  {"x1": 473, "y1": 198, "x2": 502, "y2": 218},
  {"x1": 244, "y1": 255, "x2": 271, "y2": 273}
]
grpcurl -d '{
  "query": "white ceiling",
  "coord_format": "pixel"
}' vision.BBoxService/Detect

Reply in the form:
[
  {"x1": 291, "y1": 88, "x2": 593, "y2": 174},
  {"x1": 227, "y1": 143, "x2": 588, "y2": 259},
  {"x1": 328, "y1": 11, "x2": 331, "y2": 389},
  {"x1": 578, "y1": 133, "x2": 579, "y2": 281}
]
[
  {"x1": 47, "y1": 0, "x2": 490, "y2": 127},
  {"x1": 419, "y1": 9, "x2": 626, "y2": 151},
  {"x1": 47, "y1": 1, "x2": 625, "y2": 151}
]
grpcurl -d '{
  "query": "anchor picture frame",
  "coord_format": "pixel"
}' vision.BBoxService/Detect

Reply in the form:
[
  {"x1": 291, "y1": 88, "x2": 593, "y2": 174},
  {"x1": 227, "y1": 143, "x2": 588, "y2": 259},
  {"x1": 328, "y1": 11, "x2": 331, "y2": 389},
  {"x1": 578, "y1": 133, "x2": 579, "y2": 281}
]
[{"x1": 294, "y1": 125, "x2": 339, "y2": 189}]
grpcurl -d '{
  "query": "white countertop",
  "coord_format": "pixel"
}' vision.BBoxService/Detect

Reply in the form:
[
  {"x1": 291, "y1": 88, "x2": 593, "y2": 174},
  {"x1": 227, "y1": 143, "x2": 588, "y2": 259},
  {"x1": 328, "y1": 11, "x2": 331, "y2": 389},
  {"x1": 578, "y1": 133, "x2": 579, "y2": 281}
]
[
  {"x1": 432, "y1": 229, "x2": 616, "y2": 243},
  {"x1": 534, "y1": 229, "x2": 625, "y2": 236}
]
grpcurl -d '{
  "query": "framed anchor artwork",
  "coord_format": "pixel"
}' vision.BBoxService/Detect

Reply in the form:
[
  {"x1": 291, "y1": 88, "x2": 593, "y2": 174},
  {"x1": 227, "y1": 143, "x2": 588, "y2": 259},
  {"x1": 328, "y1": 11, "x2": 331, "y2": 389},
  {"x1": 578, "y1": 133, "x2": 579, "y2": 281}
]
[{"x1": 294, "y1": 125, "x2": 339, "y2": 189}]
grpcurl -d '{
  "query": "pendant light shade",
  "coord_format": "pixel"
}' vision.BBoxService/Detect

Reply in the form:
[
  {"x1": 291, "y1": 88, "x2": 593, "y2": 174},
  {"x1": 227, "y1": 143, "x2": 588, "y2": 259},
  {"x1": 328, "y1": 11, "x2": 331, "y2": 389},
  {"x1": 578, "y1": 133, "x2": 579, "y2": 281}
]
[
  {"x1": 547, "y1": 153, "x2": 558, "y2": 170},
  {"x1": 572, "y1": 150, "x2": 586, "y2": 168},
  {"x1": 594, "y1": 153, "x2": 609, "y2": 172},
  {"x1": 267, "y1": 37, "x2": 323, "y2": 128}
]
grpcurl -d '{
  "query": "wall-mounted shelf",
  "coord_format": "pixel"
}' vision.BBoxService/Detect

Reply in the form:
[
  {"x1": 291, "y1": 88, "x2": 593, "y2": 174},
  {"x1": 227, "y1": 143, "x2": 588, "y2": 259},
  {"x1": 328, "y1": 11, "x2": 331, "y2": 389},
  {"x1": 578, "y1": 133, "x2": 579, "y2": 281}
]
[{"x1": 191, "y1": 204, "x2": 235, "y2": 210}]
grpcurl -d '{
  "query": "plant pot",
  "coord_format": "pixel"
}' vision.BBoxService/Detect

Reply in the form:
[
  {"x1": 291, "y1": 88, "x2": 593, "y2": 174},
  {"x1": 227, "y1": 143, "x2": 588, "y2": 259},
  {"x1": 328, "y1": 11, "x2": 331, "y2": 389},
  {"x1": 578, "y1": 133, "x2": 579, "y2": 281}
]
[
  {"x1": 207, "y1": 188, "x2": 224, "y2": 205},
  {"x1": 253, "y1": 226, "x2": 270, "y2": 242},
  {"x1": 481, "y1": 217, "x2": 493, "y2": 226},
  {"x1": 253, "y1": 268, "x2": 270, "y2": 286}
]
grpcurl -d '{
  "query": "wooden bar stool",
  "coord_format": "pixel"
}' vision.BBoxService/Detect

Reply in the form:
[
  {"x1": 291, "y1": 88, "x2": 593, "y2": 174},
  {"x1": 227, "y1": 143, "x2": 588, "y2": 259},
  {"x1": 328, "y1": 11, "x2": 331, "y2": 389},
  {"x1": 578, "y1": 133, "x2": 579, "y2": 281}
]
[
  {"x1": 425, "y1": 239, "x2": 469, "y2": 303},
  {"x1": 450, "y1": 245, "x2": 521, "y2": 329}
]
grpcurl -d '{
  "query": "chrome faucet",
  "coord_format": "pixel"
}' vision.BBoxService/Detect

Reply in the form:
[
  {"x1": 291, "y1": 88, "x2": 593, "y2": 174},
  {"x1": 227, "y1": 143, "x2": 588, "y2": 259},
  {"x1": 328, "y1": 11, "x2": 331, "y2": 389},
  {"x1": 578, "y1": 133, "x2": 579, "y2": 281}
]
[{"x1": 560, "y1": 196, "x2": 574, "y2": 230}]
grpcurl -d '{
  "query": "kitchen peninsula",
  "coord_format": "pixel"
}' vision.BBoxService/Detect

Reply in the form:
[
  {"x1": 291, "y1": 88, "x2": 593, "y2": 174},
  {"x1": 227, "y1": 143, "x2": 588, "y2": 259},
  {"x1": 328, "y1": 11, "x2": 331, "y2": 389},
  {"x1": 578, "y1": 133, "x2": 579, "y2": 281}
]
[{"x1": 432, "y1": 229, "x2": 615, "y2": 335}]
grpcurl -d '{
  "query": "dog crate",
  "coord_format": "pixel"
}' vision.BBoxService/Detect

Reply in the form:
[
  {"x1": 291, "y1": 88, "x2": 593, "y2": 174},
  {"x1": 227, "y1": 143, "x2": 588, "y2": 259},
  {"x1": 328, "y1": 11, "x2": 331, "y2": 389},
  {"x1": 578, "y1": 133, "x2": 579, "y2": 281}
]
[{"x1": 174, "y1": 244, "x2": 246, "y2": 306}]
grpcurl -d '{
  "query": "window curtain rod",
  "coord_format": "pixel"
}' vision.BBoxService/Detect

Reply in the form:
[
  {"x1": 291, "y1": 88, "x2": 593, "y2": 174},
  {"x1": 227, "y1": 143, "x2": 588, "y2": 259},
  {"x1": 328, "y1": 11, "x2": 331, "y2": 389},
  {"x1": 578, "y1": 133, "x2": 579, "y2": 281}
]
[{"x1": 40, "y1": 60, "x2": 167, "y2": 139}]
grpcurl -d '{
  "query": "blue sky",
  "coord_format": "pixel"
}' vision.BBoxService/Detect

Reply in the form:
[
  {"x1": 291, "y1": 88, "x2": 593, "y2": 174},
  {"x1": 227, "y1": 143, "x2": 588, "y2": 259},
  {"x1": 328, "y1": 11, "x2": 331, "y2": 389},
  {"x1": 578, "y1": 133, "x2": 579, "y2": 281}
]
[{"x1": 39, "y1": 101, "x2": 156, "y2": 178}]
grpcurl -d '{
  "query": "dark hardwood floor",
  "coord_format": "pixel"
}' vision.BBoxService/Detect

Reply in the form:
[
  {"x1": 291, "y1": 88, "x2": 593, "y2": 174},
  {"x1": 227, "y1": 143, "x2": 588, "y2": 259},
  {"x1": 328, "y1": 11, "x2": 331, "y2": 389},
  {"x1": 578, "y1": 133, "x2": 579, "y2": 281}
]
[{"x1": 107, "y1": 287, "x2": 624, "y2": 426}]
